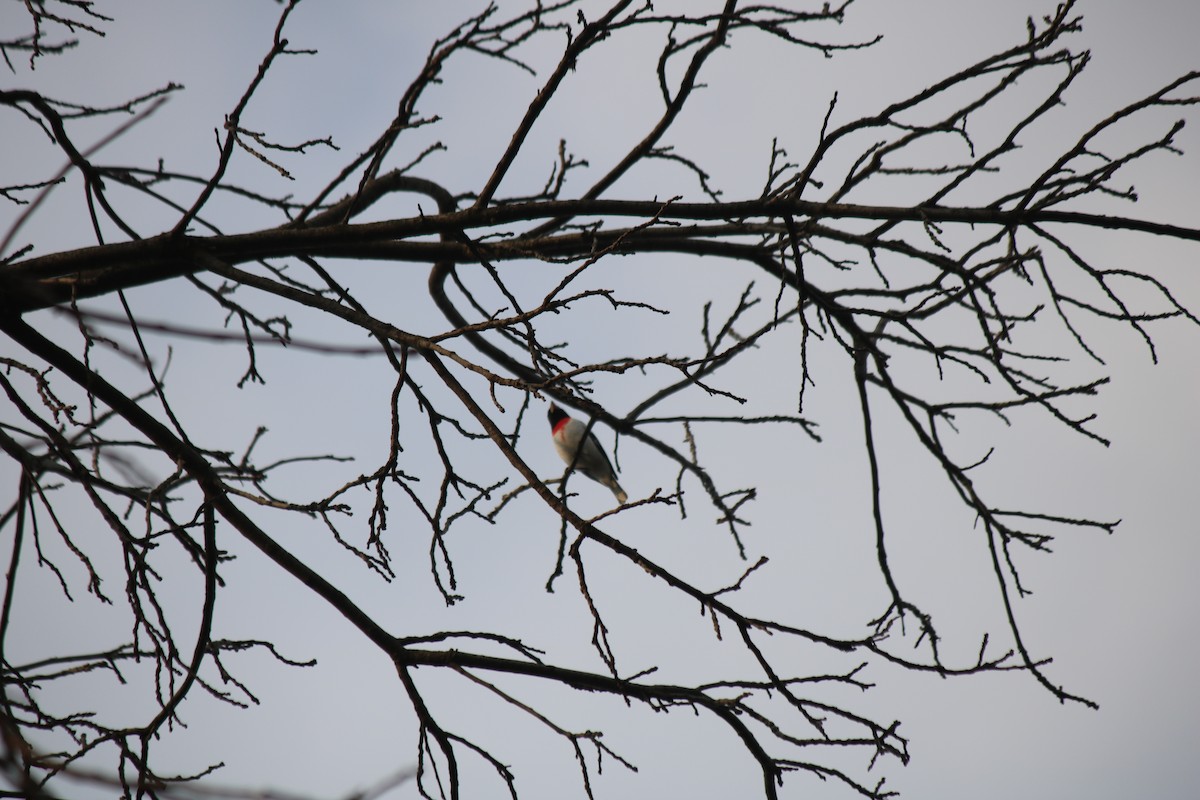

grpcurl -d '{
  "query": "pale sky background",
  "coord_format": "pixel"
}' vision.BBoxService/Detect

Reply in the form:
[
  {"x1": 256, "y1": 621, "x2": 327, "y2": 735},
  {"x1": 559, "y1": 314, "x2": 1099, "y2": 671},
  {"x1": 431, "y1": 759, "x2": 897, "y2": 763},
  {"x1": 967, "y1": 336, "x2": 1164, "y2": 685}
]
[{"x1": 1, "y1": 1, "x2": 1198, "y2": 799}]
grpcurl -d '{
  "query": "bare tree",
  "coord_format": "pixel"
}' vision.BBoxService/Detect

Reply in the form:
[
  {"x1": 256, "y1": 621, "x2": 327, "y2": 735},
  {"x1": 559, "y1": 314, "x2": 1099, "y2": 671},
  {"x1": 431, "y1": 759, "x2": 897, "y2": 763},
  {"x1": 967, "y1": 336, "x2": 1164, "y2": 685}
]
[{"x1": 1, "y1": 1, "x2": 1197, "y2": 798}]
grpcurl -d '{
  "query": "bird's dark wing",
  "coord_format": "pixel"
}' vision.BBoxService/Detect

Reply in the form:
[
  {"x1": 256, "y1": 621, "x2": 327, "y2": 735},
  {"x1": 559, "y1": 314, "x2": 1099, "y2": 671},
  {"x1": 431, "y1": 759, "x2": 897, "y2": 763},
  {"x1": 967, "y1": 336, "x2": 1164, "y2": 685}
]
[{"x1": 586, "y1": 429, "x2": 617, "y2": 475}]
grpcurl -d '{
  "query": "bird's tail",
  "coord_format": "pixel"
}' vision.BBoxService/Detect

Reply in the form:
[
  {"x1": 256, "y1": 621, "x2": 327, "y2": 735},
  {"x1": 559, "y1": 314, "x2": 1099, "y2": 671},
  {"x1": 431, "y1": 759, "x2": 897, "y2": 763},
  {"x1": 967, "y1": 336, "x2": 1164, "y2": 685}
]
[{"x1": 605, "y1": 478, "x2": 628, "y2": 505}]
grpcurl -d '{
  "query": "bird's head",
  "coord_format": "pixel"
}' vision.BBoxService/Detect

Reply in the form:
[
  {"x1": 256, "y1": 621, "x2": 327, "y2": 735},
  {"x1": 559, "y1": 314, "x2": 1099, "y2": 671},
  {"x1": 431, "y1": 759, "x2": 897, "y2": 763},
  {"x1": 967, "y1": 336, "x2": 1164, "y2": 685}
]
[{"x1": 547, "y1": 402, "x2": 568, "y2": 429}]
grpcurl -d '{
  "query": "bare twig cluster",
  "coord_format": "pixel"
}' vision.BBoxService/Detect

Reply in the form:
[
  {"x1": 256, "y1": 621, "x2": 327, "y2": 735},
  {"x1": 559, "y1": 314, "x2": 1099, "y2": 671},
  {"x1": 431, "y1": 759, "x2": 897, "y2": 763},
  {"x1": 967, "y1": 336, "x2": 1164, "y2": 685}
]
[{"x1": 1, "y1": 1, "x2": 1197, "y2": 798}]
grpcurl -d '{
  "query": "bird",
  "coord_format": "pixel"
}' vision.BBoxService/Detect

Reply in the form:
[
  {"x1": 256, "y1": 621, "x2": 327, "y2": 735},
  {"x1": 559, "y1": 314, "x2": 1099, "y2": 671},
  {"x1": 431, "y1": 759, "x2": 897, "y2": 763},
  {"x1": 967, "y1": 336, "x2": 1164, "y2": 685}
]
[{"x1": 546, "y1": 402, "x2": 628, "y2": 504}]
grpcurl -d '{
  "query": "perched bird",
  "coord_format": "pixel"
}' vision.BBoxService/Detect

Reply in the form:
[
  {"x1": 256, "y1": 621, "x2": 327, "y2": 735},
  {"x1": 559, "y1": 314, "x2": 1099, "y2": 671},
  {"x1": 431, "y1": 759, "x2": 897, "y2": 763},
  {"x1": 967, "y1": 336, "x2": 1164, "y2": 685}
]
[{"x1": 547, "y1": 402, "x2": 628, "y2": 504}]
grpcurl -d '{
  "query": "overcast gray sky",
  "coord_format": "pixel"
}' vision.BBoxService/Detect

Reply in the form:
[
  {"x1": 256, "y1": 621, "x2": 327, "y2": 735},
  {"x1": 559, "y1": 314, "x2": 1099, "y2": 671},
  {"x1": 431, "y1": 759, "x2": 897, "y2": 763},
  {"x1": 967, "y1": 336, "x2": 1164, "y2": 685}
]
[{"x1": 2, "y1": 2, "x2": 1198, "y2": 799}]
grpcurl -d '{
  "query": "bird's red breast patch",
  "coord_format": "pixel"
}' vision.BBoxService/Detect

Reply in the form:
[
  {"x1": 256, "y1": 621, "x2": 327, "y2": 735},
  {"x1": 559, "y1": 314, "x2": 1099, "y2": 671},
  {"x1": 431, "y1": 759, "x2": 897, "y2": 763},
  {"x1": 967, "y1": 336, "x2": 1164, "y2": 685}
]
[{"x1": 552, "y1": 417, "x2": 571, "y2": 436}]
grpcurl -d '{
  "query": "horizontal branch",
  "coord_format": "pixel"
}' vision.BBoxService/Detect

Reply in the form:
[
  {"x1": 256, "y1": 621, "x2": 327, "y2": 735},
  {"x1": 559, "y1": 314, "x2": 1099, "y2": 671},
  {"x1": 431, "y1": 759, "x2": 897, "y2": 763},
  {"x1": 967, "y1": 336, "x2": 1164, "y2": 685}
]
[{"x1": 4, "y1": 198, "x2": 1196, "y2": 312}]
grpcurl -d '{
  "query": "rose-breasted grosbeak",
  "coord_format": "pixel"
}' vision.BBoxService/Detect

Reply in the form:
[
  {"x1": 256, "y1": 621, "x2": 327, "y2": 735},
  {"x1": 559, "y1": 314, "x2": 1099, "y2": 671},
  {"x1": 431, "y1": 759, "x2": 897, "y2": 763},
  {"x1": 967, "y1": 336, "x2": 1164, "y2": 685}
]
[{"x1": 547, "y1": 402, "x2": 628, "y2": 504}]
